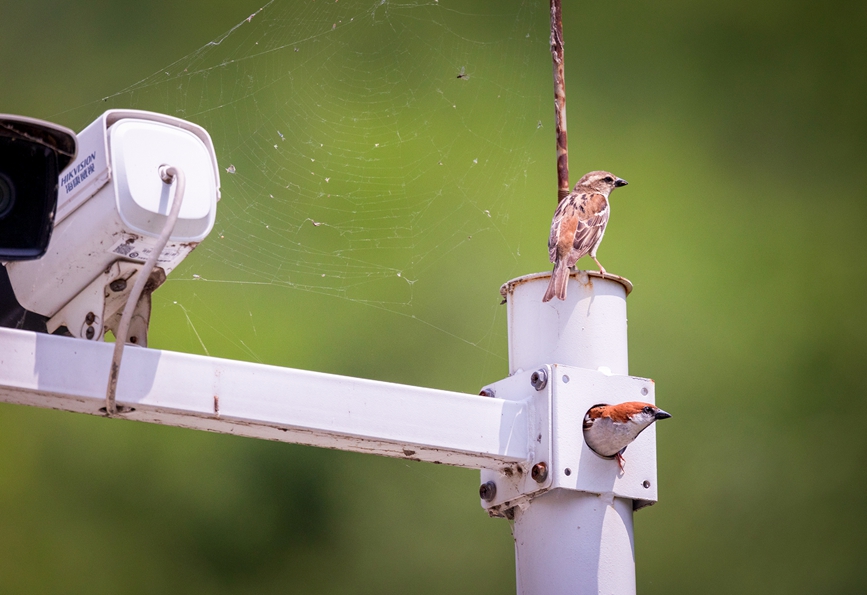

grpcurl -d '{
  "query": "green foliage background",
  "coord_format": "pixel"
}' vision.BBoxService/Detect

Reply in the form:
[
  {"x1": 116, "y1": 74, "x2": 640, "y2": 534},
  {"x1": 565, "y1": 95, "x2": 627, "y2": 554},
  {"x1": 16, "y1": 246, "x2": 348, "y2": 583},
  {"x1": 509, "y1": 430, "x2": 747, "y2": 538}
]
[{"x1": 1, "y1": 0, "x2": 866, "y2": 593}]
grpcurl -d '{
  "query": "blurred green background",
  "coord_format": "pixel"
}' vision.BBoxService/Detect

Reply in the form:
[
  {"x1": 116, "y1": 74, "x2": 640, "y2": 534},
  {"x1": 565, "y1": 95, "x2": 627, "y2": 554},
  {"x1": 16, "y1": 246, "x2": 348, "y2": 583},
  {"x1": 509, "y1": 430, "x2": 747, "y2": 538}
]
[{"x1": 1, "y1": 0, "x2": 866, "y2": 593}]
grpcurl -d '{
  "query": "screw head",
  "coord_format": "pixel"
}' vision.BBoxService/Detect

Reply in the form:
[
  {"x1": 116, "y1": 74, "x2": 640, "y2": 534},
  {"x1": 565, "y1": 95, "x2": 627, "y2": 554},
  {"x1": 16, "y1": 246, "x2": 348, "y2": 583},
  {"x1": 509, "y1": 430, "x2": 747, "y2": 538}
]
[
  {"x1": 84, "y1": 312, "x2": 96, "y2": 325},
  {"x1": 642, "y1": 480, "x2": 651, "y2": 489},
  {"x1": 85, "y1": 326, "x2": 95, "y2": 340},
  {"x1": 530, "y1": 368, "x2": 548, "y2": 391},
  {"x1": 479, "y1": 481, "x2": 497, "y2": 502},
  {"x1": 109, "y1": 279, "x2": 127, "y2": 292},
  {"x1": 531, "y1": 462, "x2": 548, "y2": 483}
]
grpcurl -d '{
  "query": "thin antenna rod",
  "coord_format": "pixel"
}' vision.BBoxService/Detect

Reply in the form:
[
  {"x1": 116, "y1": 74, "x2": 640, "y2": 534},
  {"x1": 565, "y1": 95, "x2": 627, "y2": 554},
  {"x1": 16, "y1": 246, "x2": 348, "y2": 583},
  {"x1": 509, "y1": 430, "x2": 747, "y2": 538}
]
[{"x1": 550, "y1": 0, "x2": 570, "y2": 203}]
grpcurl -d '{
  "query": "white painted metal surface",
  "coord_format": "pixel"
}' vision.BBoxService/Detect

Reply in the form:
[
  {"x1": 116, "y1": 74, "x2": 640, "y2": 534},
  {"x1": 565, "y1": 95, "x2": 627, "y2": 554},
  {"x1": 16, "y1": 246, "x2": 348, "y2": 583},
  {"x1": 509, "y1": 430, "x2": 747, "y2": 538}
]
[
  {"x1": 480, "y1": 366, "x2": 658, "y2": 519},
  {"x1": 514, "y1": 491, "x2": 635, "y2": 595},
  {"x1": 500, "y1": 270, "x2": 632, "y2": 376},
  {"x1": 0, "y1": 326, "x2": 531, "y2": 470},
  {"x1": 499, "y1": 270, "x2": 643, "y2": 595},
  {"x1": 478, "y1": 367, "x2": 553, "y2": 512}
]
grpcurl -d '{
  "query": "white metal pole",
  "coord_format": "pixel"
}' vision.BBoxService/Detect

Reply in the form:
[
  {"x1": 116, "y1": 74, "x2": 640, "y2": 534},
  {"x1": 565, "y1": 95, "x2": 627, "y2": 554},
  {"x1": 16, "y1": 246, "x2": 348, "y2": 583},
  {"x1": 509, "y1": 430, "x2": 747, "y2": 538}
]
[{"x1": 501, "y1": 270, "x2": 636, "y2": 595}]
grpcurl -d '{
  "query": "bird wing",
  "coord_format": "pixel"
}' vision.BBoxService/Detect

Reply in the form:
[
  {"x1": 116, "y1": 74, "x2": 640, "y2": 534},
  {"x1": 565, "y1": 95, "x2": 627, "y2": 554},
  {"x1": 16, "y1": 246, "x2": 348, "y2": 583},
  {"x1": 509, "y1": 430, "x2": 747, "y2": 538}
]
[
  {"x1": 548, "y1": 192, "x2": 583, "y2": 262},
  {"x1": 566, "y1": 193, "x2": 609, "y2": 267},
  {"x1": 548, "y1": 191, "x2": 610, "y2": 264}
]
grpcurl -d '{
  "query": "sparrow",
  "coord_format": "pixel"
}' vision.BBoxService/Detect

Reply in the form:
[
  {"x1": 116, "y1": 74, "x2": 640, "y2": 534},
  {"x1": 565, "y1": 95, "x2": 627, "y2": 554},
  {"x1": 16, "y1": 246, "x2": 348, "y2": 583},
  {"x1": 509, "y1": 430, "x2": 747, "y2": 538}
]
[
  {"x1": 542, "y1": 170, "x2": 628, "y2": 302},
  {"x1": 583, "y1": 401, "x2": 671, "y2": 471}
]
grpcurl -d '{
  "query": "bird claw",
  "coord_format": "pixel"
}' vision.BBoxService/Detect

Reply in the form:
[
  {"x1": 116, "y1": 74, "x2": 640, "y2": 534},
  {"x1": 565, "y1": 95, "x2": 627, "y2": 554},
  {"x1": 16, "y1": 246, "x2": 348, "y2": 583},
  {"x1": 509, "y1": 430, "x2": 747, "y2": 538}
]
[{"x1": 591, "y1": 256, "x2": 607, "y2": 276}]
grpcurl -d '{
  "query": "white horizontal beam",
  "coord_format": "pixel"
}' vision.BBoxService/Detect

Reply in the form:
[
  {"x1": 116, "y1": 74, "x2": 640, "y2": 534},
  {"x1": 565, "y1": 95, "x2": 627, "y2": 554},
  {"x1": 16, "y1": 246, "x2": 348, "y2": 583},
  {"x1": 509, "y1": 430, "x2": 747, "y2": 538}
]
[{"x1": 0, "y1": 328, "x2": 529, "y2": 469}]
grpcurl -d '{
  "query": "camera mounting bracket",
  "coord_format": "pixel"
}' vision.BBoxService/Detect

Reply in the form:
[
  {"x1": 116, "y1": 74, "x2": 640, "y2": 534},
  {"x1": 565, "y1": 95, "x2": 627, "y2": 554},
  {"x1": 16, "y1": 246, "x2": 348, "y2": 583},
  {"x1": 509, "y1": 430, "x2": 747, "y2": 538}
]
[{"x1": 47, "y1": 260, "x2": 165, "y2": 346}]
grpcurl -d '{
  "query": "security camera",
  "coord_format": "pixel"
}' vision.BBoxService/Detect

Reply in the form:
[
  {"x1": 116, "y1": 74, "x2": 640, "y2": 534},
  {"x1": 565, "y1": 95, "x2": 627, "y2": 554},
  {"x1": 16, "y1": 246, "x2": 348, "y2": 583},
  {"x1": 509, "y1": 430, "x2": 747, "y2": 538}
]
[
  {"x1": 0, "y1": 115, "x2": 77, "y2": 260},
  {"x1": 4, "y1": 109, "x2": 220, "y2": 344}
]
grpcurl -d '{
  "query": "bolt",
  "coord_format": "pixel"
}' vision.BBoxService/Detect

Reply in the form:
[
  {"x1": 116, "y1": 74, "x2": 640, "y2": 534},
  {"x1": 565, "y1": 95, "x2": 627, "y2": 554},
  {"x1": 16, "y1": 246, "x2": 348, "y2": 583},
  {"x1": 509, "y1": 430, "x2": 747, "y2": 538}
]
[
  {"x1": 643, "y1": 480, "x2": 651, "y2": 489},
  {"x1": 564, "y1": 468, "x2": 572, "y2": 476},
  {"x1": 562, "y1": 375, "x2": 570, "y2": 384},
  {"x1": 109, "y1": 279, "x2": 127, "y2": 292},
  {"x1": 85, "y1": 327, "x2": 95, "y2": 340},
  {"x1": 531, "y1": 462, "x2": 548, "y2": 483},
  {"x1": 479, "y1": 481, "x2": 497, "y2": 502},
  {"x1": 84, "y1": 312, "x2": 95, "y2": 325},
  {"x1": 641, "y1": 387, "x2": 648, "y2": 396},
  {"x1": 530, "y1": 368, "x2": 548, "y2": 391},
  {"x1": 479, "y1": 387, "x2": 495, "y2": 398}
]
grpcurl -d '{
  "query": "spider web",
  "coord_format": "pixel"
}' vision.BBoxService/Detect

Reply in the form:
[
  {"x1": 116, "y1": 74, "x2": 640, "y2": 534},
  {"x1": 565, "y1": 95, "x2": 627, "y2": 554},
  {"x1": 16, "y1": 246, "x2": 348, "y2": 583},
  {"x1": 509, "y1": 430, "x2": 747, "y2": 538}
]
[{"x1": 63, "y1": 0, "x2": 553, "y2": 382}]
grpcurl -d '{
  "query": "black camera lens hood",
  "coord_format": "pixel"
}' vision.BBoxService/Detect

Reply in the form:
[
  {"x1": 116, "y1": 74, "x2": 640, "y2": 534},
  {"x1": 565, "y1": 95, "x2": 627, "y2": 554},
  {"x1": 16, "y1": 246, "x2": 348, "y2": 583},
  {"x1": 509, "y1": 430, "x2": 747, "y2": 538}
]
[{"x1": 0, "y1": 115, "x2": 77, "y2": 171}]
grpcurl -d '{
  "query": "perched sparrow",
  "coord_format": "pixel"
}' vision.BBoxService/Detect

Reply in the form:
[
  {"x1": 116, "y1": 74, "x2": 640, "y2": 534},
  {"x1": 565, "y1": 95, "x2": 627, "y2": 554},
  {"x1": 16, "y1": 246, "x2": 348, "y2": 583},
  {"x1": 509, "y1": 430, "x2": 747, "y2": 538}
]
[
  {"x1": 542, "y1": 170, "x2": 628, "y2": 302},
  {"x1": 583, "y1": 401, "x2": 671, "y2": 471}
]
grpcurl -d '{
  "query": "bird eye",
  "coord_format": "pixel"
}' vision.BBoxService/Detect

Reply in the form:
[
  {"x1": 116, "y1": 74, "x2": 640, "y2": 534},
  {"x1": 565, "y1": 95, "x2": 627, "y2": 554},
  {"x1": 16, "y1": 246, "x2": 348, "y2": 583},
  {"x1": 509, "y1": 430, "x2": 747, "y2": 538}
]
[
  {"x1": 603, "y1": 176, "x2": 613, "y2": 183},
  {"x1": 643, "y1": 406, "x2": 653, "y2": 415}
]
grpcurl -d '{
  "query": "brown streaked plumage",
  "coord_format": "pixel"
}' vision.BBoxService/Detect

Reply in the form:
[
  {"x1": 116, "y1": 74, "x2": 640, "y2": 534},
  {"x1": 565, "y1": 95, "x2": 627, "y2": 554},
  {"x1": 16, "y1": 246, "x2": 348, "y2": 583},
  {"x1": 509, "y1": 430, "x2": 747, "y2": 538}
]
[
  {"x1": 542, "y1": 170, "x2": 628, "y2": 302},
  {"x1": 583, "y1": 401, "x2": 671, "y2": 471}
]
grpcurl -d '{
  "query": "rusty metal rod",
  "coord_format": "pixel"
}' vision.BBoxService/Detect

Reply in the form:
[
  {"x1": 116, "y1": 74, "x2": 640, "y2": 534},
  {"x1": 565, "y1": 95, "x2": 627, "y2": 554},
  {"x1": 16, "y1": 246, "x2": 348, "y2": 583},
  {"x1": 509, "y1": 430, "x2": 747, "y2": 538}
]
[{"x1": 550, "y1": 0, "x2": 570, "y2": 203}]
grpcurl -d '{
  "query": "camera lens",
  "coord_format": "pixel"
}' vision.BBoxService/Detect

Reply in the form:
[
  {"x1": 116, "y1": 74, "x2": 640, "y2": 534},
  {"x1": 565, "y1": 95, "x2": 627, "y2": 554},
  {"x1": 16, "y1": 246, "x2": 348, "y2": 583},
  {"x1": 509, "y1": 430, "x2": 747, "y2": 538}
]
[
  {"x1": 0, "y1": 138, "x2": 58, "y2": 259},
  {"x1": 0, "y1": 172, "x2": 14, "y2": 219}
]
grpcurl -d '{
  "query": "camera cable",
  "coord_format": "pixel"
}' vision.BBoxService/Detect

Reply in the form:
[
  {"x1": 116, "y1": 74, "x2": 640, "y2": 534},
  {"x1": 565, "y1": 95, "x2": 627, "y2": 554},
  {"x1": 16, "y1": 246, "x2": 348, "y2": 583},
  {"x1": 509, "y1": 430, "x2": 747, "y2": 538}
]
[{"x1": 105, "y1": 165, "x2": 185, "y2": 415}]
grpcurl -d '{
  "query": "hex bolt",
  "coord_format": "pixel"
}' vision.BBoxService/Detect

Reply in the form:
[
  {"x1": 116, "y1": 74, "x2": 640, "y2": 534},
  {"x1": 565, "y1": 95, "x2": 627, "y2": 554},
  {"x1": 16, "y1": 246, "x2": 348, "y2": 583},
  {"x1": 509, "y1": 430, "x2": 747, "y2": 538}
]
[
  {"x1": 479, "y1": 387, "x2": 495, "y2": 398},
  {"x1": 109, "y1": 279, "x2": 127, "y2": 292},
  {"x1": 479, "y1": 481, "x2": 497, "y2": 502},
  {"x1": 85, "y1": 327, "x2": 95, "y2": 340},
  {"x1": 84, "y1": 312, "x2": 96, "y2": 325},
  {"x1": 531, "y1": 462, "x2": 548, "y2": 483},
  {"x1": 530, "y1": 368, "x2": 548, "y2": 391}
]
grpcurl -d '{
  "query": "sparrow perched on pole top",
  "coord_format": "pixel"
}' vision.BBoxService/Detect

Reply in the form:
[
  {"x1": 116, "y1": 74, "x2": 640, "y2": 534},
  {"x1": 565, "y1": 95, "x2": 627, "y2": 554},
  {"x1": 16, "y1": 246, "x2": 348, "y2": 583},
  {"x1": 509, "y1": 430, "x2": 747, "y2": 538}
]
[
  {"x1": 583, "y1": 401, "x2": 671, "y2": 471},
  {"x1": 542, "y1": 170, "x2": 628, "y2": 302}
]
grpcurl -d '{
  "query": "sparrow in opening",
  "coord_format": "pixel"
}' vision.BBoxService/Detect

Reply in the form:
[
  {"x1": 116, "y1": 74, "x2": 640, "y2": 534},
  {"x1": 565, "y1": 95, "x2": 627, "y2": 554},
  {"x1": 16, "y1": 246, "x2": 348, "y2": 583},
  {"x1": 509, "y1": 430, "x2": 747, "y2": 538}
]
[
  {"x1": 583, "y1": 401, "x2": 671, "y2": 471},
  {"x1": 542, "y1": 170, "x2": 628, "y2": 302}
]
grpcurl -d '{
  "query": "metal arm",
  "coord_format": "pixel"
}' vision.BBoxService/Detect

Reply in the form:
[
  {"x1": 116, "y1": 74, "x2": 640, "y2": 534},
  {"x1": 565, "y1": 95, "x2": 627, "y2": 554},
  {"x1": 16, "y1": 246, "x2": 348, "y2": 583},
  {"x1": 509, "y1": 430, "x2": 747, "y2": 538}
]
[{"x1": 0, "y1": 326, "x2": 531, "y2": 470}]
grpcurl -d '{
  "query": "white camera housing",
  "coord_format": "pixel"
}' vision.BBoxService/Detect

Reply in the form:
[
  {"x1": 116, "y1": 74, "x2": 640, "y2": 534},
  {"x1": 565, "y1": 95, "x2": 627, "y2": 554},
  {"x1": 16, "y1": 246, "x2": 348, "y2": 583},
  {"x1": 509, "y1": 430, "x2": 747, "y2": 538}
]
[{"x1": 6, "y1": 109, "x2": 220, "y2": 341}]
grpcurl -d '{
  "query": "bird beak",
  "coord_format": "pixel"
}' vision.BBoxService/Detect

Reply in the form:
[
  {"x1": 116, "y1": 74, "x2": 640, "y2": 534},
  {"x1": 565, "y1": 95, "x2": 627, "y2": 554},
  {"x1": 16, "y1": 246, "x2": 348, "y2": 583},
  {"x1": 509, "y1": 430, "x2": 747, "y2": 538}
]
[
  {"x1": 654, "y1": 409, "x2": 671, "y2": 420},
  {"x1": 614, "y1": 178, "x2": 628, "y2": 187}
]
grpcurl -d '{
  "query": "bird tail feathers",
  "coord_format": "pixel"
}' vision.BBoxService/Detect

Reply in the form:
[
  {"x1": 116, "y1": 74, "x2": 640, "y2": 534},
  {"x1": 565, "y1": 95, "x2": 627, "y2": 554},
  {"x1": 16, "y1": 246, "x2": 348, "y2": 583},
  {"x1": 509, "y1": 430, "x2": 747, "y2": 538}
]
[{"x1": 542, "y1": 262, "x2": 569, "y2": 302}]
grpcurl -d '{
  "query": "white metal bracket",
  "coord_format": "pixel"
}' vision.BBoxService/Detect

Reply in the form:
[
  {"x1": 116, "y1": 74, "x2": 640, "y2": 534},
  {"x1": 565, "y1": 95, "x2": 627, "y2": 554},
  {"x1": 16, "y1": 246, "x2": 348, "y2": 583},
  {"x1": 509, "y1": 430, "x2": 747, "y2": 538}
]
[
  {"x1": 47, "y1": 260, "x2": 164, "y2": 346},
  {"x1": 480, "y1": 364, "x2": 658, "y2": 517},
  {"x1": 478, "y1": 367, "x2": 553, "y2": 516}
]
